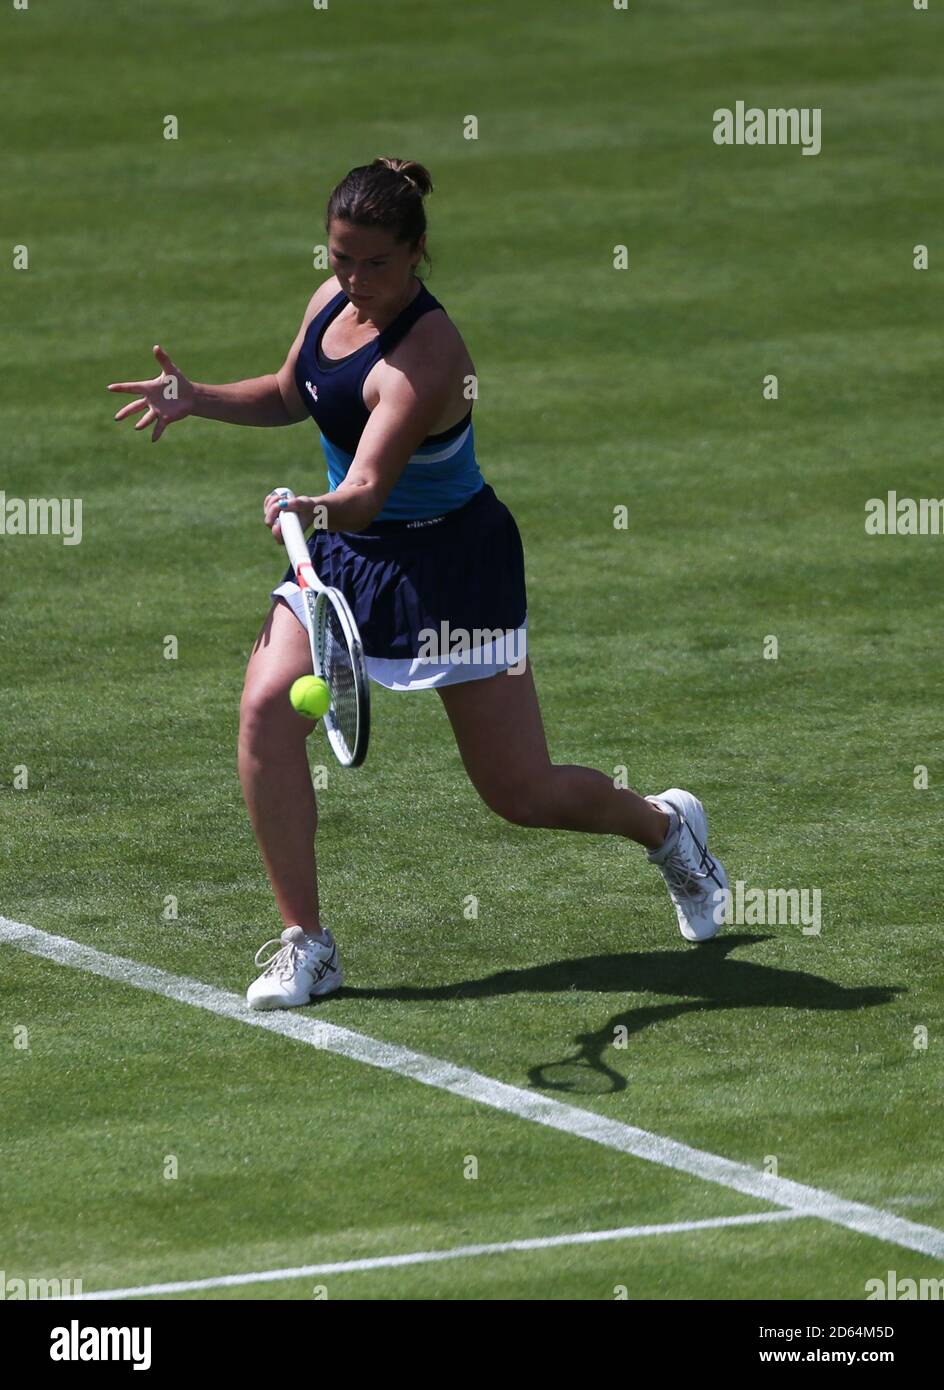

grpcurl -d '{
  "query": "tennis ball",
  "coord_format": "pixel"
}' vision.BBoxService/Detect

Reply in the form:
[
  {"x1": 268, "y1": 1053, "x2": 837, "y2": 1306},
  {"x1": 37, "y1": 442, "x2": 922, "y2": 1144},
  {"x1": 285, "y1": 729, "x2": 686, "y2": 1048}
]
[{"x1": 289, "y1": 676, "x2": 330, "y2": 719}]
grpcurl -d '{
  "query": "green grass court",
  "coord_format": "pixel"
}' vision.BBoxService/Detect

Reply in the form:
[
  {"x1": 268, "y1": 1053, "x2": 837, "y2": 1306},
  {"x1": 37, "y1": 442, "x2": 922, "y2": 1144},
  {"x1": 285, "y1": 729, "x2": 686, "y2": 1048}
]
[{"x1": 1, "y1": 0, "x2": 941, "y2": 1300}]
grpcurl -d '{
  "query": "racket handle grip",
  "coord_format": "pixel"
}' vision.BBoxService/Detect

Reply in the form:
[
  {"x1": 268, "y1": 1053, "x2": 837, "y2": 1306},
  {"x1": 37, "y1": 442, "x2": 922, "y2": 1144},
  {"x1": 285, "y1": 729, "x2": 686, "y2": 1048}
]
[{"x1": 272, "y1": 486, "x2": 312, "y2": 576}]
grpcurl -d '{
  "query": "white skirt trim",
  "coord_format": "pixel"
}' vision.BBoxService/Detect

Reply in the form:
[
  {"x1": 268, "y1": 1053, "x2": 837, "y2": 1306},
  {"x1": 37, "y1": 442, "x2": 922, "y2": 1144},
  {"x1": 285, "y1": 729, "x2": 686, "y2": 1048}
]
[{"x1": 272, "y1": 582, "x2": 528, "y2": 691}]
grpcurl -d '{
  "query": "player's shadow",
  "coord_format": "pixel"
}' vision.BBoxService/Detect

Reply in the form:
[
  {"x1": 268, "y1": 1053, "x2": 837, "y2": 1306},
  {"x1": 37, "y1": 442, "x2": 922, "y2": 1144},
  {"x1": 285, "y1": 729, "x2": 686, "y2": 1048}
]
[{"x1": 345, "y1": 934, "x2": 903, "y2": 1095}]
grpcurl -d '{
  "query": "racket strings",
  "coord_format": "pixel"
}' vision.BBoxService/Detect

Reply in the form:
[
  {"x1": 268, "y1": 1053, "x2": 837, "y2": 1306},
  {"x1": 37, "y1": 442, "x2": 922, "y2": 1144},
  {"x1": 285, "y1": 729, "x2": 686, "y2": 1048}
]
[{"x1": 320, "y1": 600, "x2": 360, "y2": 758}]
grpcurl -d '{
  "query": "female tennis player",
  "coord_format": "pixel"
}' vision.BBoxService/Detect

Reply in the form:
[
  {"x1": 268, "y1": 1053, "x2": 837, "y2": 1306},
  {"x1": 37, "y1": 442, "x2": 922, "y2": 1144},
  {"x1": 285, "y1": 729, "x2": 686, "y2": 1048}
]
[{"x1": 108, "y1": 157, "x2": 727, "y2": 1010}]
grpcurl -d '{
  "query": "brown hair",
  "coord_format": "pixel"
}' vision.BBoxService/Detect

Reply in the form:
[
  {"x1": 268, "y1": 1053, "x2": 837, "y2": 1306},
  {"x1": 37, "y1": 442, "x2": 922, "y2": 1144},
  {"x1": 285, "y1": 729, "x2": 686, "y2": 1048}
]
[{"x1": 326, "y1": 157, "x2": 434, "y2": 278}]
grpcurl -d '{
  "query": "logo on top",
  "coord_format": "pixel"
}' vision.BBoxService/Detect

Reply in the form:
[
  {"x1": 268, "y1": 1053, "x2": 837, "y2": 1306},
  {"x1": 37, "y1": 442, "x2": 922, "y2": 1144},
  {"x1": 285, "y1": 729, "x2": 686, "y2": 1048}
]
[{"x1": 305, "y1": 381, "x2": 318, "y2": 401}]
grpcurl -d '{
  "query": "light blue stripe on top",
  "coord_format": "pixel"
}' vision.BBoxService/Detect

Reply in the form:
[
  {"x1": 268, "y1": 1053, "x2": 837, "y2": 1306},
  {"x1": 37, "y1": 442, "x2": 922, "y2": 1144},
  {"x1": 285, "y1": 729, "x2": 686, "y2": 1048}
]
[{"x1": 320, "y1": 419, "x2": 485, "y2": 521}]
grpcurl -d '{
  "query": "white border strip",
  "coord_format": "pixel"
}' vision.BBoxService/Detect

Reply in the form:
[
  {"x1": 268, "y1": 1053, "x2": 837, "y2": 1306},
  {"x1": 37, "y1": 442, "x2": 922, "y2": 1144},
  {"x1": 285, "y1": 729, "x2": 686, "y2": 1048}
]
[
  {"x1": 4, "y1": 918, "x2": 944, "y2": 1263},
  {"x1": 62, "y1": 1211, "x2": 804, "y2": 1300},
  {"x1": 271, "y1": 588, "x2": 530, "y2": 691},
  {"x1": 409, "y1": 423, "x2": 471, "y2": 463}
]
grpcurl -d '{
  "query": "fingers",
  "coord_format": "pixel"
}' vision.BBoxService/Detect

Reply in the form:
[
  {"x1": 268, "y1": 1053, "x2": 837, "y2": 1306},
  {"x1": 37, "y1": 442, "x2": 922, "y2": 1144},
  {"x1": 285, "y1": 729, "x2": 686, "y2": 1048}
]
[
  {"x1": 262, "y1": 493, "x2": 288, "y2": 542},
  {"x1": 108, "y1": 344, "x2": 178, "y2": 399},
  {"x1": 113, "y1": 397, "x2": 148, "y2": 422},
  {"x1": 153, "y1": 343, "x2": 179, "y2": 376},
  {"x1": 269, "y1": 501, "x2": 303, "y2": 523},
  {"x1": 269, "y1": 495, "x2": 315, "y2": 527},
  {"x1": 109, "y1": 349, "x2": 180, "y2": 441}
]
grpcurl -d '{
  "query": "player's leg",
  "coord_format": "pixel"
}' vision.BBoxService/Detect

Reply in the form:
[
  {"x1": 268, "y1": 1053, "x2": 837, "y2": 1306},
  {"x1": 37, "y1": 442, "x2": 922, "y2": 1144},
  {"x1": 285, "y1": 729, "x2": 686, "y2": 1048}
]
[
  {"x1": 437, "y1": 656, "x2": 728, "y2": 941},
  {"x1": 238, "y1": 598, "x2": 322, "y2": 932},
  {"x1": 436, "y1": 657, "x2": 669, "y2": 848}
]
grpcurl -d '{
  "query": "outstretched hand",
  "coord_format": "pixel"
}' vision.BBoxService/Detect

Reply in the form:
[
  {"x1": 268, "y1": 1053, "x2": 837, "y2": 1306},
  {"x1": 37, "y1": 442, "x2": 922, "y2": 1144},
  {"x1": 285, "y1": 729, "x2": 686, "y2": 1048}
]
[{"x1": 107, "y1": 344, "x2": 194, "y2": 442}]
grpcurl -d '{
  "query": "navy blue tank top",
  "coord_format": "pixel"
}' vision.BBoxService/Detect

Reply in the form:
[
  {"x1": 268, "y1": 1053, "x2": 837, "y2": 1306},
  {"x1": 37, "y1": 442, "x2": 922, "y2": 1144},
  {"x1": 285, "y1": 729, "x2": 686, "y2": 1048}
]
[{"x1": 293, "y1": 279, "x2": 484, "y2": 521}]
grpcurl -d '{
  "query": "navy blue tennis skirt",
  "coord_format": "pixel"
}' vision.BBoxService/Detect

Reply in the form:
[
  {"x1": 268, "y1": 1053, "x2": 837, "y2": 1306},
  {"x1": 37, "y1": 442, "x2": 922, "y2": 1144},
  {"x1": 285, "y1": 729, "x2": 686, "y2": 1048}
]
[{"x1": 272, "y1": 482, "x2": 529, "y2": 691}]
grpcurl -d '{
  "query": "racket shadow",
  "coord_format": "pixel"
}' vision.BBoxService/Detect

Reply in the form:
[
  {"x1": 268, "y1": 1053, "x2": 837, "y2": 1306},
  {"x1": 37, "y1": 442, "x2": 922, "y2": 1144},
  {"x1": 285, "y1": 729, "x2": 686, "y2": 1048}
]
[{"x1": 338, "y1": 934, "x2": 903, "y2": 1096}]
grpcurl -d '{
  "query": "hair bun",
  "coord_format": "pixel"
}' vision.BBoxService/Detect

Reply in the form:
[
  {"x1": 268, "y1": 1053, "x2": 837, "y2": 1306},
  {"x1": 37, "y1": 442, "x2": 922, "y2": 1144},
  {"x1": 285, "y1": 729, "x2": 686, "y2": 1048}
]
[{"x1": 372, "y1": 156, "x2": 433, "y2": 198}]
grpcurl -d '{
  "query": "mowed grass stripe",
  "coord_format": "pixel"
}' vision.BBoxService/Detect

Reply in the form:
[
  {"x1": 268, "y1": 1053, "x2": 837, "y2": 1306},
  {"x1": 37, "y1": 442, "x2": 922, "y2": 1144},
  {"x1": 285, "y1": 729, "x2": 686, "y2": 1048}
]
[{"x1": 3, "y1": 916, "x2": 943, "y2": 1262}]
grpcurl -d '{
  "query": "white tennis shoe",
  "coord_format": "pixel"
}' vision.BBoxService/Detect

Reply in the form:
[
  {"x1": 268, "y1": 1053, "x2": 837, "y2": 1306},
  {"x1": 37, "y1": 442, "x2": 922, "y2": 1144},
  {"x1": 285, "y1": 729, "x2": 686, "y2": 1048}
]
[
  {"x1": 246, "y1": 925, "x2": 342, "y2": 1010},
  {"x1": 645, "y1": 788, "x2": 728, "y2": 942}
]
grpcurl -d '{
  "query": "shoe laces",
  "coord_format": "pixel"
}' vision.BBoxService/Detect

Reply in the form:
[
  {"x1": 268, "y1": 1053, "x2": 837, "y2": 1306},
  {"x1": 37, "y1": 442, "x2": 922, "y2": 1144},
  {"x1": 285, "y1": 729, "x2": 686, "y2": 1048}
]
[
  {"x1": 661, "y1": 825, "x2": 716, "y2": 899},
  {"x1": 253, "y1": 936, "x2": 312, "y2": 981}
]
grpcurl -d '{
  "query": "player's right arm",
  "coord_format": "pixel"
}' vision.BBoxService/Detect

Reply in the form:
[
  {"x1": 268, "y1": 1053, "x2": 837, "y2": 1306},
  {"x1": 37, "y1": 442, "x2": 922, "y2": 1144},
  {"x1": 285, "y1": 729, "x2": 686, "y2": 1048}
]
[{"x1": 106, "y1": 279, "x2": 338, "y2": 442}]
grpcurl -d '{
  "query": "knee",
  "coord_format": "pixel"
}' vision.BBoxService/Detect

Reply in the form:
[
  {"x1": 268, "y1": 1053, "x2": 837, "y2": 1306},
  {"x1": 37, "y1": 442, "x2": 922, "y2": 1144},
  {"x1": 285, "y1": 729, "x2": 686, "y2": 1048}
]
[
  {"x1": 485, "y1": 785, "x2": 550, "y2": 829},
  {"x1": 239, "y1": 682, "x2": 311, "y2": 750}
]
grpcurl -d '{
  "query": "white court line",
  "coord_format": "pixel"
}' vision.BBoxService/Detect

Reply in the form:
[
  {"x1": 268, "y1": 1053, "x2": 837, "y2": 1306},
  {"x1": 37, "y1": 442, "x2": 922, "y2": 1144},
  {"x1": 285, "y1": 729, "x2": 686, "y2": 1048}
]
[
  {"x1": 62, "y1": 1211, "x2": 805, "y2": 1300},
  {"x1": 4, "y1": 917, "x2": 944, "y2": 1263}
]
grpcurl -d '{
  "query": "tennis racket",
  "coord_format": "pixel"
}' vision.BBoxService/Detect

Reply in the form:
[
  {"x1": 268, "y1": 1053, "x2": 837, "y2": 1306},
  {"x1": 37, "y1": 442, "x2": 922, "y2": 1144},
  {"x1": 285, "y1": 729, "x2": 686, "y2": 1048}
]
[{"x1": 273, "y1": 486, "x2": 370, "y2": 768}]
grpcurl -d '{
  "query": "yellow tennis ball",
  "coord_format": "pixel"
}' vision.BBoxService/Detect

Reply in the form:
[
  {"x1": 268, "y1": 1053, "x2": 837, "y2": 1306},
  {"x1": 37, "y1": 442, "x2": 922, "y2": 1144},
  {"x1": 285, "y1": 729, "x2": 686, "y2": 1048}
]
[{"x1": 289, "y1": 676, "x2": 330, "y2": 719}]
